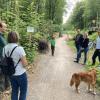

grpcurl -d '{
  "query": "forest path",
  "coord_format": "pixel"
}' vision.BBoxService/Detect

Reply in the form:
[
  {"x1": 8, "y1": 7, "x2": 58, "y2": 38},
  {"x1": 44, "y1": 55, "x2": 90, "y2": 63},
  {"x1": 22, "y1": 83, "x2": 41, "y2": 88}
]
[{"x1": 27, "y1": 35, "x2": 100, "y2": 100}]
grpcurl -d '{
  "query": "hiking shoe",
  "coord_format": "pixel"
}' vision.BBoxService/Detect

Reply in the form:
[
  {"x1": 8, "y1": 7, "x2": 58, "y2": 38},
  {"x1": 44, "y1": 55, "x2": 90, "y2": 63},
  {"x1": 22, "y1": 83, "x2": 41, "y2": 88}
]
[{"x1": 74, "y1": 60, "x2": 79, "y2": 63}]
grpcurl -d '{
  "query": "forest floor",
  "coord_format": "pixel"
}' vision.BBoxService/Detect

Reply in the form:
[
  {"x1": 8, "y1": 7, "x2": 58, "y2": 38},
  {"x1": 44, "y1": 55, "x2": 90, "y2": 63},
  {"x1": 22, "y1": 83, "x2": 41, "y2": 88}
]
[{"x1": 1, "y1": 35, "x2": 100, "y2": 100}]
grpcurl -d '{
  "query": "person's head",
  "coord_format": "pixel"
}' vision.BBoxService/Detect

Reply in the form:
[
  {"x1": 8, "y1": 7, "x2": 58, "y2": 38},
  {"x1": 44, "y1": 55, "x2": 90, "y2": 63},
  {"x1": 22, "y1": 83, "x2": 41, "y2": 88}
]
[
  {"x1": 51, "y1": 34, "x2": 55, "y2": 39},
  {"x1": 0, "y1": 22, "x2": 7, "y2": 33},
  {"x1": 83, "y1": 32, "x2": 88, "y2": 39},
  {"x1": 7, "y1": 31, "x2": 19, "y2": 43},
  {"x1": 76, "y1": 29, "x2": 80, "y2": 34}
]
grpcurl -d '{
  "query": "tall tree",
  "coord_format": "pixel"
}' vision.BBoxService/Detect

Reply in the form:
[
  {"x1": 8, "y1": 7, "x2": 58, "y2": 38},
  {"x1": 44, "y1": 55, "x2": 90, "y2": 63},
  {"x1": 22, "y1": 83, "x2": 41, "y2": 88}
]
[{"x1": 45, "y1": 0, "x2": 66, "y2": 24}]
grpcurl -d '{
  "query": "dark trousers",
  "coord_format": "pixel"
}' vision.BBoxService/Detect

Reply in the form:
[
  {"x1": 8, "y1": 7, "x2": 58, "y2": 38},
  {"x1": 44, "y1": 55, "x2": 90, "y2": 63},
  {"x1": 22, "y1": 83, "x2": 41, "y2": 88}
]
[
  {"x1": 92, "y1": 49, "x2": 100, "y2": 65},
  {"x1": 77, "y1": 47, "x2": 88, "y2": 64},
  {"x1": 0, "y1": 73, "x2": 10, "y2": 91},
  {"x1": 10, "y1": 72, "x2": 27, "y2": 100},
  {"x1": 75, "y1": 45, "x2": 80, "y2": 58},
  {"x1": 51, "y1": 45, "x2": 55, "y2": 56},
  {"x1": 76, "y1": 46, "x2": 81, "y2": 61},
  {"x1": 0, "y1": 58, "x2": 10, "y2": 91}
]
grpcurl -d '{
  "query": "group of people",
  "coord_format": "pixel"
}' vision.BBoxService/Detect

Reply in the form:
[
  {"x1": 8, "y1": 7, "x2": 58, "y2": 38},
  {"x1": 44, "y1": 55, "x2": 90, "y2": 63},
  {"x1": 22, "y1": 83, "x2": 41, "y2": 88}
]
[
  {"x1": 0, "y1": 21, "x2": 99, "y2": 99},
  {"x1": 0, "y1": 21, "x2": 28, "y2": 100},
  {"x1": 74, "y1": 29, "x2": 100, "y2": 65}
]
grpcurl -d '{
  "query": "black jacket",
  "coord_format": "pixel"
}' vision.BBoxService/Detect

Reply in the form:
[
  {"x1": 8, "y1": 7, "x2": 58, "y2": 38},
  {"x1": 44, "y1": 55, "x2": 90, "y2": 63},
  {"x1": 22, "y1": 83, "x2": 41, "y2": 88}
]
[
  {"x1": 75, "y1": 34, "x2": 83, "y2": 46},
  {"x1": 82, "y1": 38, "x2": 89, "y2": 48}
]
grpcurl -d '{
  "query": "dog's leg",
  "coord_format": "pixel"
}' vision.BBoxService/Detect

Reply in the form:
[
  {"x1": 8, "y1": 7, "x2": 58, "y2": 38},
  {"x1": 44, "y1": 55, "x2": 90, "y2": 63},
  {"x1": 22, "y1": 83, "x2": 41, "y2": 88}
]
[
  {"x1": 92, "y1": 84, "x2": 96, "y2": 95},
  {"x1": 75, "y1": 81, "x2": 80, "y2": 93},
  {"x1": 88, "y1": 83, "x2": 92, "y2": 92}
]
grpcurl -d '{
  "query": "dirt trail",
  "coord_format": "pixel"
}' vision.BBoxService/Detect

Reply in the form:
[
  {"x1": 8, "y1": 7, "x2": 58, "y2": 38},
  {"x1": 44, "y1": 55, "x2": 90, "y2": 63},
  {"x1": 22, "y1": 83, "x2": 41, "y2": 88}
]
[{"x1": 27, "y1": 35, "x2": 100, "y2": 100}]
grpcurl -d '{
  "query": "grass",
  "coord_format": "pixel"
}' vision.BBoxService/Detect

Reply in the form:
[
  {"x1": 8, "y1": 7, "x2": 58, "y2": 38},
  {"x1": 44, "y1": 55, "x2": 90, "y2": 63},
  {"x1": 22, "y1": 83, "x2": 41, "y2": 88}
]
[{"x1": 67, "y1": 40, "x2": 75, "y2": 51}]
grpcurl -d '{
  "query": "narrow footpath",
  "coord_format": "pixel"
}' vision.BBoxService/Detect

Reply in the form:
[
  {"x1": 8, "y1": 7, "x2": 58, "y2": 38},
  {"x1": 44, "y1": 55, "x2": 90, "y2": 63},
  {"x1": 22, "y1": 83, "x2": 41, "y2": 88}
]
[{"x1": 27, "y1": 36, "x2": 100, "y2": 100}]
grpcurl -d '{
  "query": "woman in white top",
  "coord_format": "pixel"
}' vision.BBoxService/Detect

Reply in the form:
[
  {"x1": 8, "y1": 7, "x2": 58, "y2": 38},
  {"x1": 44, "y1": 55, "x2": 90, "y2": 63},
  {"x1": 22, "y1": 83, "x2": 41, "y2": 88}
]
[
  {"x1": 92, "y1": 30, "x2": 100, "y2": 65},
  {"x1": 3, "y1": 32, "x2": 28, "y2": 100}
]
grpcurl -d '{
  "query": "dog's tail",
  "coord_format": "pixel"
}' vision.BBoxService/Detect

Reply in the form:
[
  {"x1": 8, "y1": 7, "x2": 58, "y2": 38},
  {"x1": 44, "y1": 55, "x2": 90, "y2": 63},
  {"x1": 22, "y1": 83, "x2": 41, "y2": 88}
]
[{"x1": 70, "y1": 73, "x2": 78, "y2": 86}]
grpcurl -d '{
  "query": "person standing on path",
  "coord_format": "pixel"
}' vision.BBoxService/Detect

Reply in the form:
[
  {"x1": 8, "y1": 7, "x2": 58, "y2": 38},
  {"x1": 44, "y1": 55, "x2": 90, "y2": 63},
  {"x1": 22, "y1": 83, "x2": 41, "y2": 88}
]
[
  {"x1": 82, "y1": 33, "x2": 89, "y2": 64},
  {"x1": 75, "y1": 33, "x2": 89, "y2": 64},
  {"x1": 74, "y1": 29, "x2": 83, "y2": 59},
  {"x1": 3, "y1": 32, "x2": 28, "y2": 100},
  {"x1": 50, "y1": 35, "x2": 56, "y2": 56},
  {"x1": 92, "y1": 30, "x2": 100, "y2": 65},
  {"x1": 74, "y1": 29, "x2": 84, "y2": 63},
  {"x1": 0, "y1": 21, "x2": 10, "y2": 91}
]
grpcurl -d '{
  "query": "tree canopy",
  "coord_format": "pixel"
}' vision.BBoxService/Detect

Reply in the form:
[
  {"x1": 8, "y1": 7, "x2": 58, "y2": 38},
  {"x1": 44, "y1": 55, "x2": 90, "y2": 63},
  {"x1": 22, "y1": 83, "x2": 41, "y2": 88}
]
[{"x1": 64, "y1": 0, "x2": 100, "y2": 30}]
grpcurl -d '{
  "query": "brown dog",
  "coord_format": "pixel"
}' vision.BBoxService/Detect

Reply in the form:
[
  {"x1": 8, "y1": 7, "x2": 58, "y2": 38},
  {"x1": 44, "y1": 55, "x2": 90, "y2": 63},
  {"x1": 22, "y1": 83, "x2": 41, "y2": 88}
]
[{"x1": 70, "y1": 68, "x2": 97, "y2": 94}]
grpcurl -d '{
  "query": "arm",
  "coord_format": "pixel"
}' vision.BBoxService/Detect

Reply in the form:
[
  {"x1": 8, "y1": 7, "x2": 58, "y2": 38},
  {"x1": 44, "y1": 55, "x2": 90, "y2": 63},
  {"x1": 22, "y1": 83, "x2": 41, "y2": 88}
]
[
  {"x1": 18, "y1": 46, "x2": 28, "y2": 68},
  {"x1": 21, "y1": 56, "x2": 28, "y2": 68}
]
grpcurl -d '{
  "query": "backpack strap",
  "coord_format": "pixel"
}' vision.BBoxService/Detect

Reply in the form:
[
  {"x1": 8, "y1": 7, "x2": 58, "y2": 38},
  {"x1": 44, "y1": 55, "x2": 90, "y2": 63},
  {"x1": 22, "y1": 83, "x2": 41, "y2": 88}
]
[
  {"x1": 4, "y1": 46, "x2": 21, "y2": 68},
  {"x1": 10, "y1": 46, "x2": 21, "y2": 68},
  {"x1": 10, "y1": 46, "x2": 18, "y2": 57},
  {"x1": 15, "y1": 58, "x2": 21, "y2": 68}
]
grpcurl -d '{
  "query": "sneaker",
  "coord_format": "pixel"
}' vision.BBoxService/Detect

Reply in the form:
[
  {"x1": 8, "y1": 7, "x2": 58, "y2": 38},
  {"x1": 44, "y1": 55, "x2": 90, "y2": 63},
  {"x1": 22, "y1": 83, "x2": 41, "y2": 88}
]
[{"x1": 74, "y1": 60, "x2": 79, "y2": 63}]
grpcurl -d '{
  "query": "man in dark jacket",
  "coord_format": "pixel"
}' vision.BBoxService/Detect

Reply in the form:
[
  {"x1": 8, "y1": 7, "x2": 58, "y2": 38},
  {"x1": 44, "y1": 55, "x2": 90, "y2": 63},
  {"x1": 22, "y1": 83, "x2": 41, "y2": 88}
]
[
  {"x1": 75, "y1": 33, "x2": 89, "y2": 64},
  {"x1": 0, "y1": 21, "x2": 9, "y2": 91},
  {"x1": 0, "y1": 22, "x2": 7, "y2": 56},
  {"x1": 74, "y1": 29, "x2": 84, "y2": 63}
]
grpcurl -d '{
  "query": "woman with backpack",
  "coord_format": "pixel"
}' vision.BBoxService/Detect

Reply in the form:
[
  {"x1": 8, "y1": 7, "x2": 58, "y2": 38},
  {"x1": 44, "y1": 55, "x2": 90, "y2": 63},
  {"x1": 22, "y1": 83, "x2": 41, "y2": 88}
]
[{"x1": 2, "y1": 32, "x2": 28, "y2": 100}]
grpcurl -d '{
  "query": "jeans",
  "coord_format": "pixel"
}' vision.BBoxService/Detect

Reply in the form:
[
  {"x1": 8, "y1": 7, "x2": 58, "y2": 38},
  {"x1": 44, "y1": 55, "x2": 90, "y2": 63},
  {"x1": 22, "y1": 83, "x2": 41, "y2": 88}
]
[
  {"x1": 75, "y1": 45, "x2": 80, "y2": 58},
  {"x1": 76, "y1": 46, "x2": 82, "y2": 62},
  {"x1": 83, "y1": 47, "x2": 89, "y2": 64},
  {"x1": 77, "y1": 47, "x2": 88, "y2": 64},
  {"x1": 92, "y1": 49, "x2": 100, "y2": 65},
  {"x1": 10, "y1": 72, "x2": 27, "y2": 100}
]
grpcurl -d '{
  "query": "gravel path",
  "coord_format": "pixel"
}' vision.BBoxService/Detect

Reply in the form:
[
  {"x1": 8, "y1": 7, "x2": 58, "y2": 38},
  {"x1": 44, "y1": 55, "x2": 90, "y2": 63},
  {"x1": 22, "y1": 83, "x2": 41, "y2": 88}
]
[{"x1": 27, "y1": 36, "x2": 100, "y2": 100}]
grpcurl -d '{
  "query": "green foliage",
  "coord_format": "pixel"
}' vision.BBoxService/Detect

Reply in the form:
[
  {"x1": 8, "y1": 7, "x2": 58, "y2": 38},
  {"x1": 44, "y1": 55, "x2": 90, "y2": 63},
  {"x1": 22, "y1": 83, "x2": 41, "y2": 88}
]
[
  {"x1": 45, "y1": 0, "x2": 66, "y2": 24},
  {"x1": 89, "y1": 32, "x2": 97, "y2": 40},
  {"x1": 64, "y1": 0, "x2": 100, "y2": 31},
  {"x1": 71, "y1": 2, "x2": 85, "y2": 29},
  {"x1": 0, "y1": 0, "x2": 66, "y2": 62},
  {"x1": 19, "y1": 33, "x2": 39, "y2": 63}
]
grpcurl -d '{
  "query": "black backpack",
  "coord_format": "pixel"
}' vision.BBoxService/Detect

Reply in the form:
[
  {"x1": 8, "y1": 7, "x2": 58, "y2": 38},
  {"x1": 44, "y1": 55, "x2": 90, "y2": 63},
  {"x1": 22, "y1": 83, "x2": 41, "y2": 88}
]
[{"x1": 0, "y1": 46, "x2": 20, "y2": 76}]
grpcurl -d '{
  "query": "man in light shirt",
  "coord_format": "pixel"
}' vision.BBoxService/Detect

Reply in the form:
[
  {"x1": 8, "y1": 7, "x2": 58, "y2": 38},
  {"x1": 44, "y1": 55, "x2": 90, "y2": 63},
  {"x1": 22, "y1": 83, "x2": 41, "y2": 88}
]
[{"x1": 92, "y1": 30, "x2": 100, "y2": 65}]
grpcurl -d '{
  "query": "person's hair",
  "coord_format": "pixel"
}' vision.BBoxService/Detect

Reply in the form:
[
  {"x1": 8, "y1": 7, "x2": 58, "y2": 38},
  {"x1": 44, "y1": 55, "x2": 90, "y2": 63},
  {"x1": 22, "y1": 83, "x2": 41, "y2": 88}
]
[
  {"x1": 7, "y1": 31, "x2": 19, "y2": 43},
  {"x1": 84, "y1": 33, "x2": 88, "y2": 38},
  {"x1": 0, "y1": 22, "x2": 3, "y2": 28}
]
